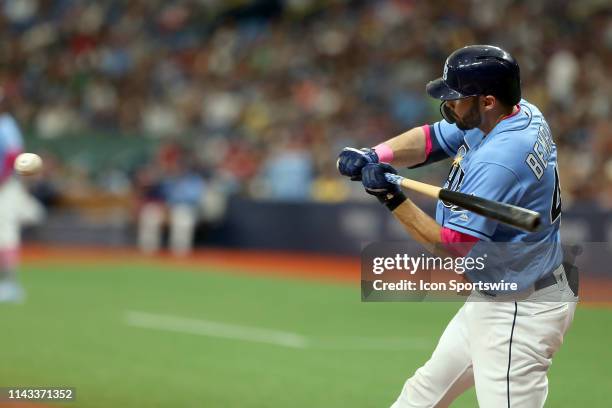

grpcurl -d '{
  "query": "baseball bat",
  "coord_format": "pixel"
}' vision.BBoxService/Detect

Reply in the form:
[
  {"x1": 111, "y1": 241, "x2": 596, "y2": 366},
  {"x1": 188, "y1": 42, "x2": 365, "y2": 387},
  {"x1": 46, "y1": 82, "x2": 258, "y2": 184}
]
[{"x1": 384, "y1": 173, "x2": 541, "y2": 232}]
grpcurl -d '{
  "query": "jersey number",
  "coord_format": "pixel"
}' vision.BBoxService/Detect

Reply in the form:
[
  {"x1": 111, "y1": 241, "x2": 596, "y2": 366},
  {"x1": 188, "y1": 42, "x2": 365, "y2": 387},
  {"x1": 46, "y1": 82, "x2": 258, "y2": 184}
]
[{"x1": 550, "y1": 167, "x2": 562, "y2": 223}]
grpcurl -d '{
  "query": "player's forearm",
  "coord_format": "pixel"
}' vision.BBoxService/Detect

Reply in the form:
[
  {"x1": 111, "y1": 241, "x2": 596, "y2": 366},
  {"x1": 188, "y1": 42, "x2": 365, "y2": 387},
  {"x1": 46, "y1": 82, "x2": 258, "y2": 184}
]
[
  {"x1": 391, "y1": 199, "x2": 477, "y2": 258},
  {"x1": 391, "y1": 197, "x2": 443, "y2": 251},
  {"x1": 376, "y1": 126, "x2": 427, "y2": 168}
]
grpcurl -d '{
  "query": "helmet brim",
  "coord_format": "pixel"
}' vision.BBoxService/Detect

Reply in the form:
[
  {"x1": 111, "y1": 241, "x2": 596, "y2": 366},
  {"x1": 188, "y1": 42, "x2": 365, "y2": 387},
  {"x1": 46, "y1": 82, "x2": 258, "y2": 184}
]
[{"x1": 426, "y1": 78, "x2": 467, "y2": 100}]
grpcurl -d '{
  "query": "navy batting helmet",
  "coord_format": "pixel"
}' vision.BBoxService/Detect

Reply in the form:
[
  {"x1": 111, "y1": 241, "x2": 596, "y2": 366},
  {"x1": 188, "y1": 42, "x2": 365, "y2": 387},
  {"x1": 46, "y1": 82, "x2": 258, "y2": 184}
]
[{"x1": 426, "y1": 45, "x2": 521, "y2": 106}]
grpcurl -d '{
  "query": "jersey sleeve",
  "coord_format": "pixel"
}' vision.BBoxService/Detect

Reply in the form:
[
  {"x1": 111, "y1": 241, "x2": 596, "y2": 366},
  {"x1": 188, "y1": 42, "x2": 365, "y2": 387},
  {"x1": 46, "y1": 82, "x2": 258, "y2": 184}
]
[
  {"x1": 0, "y1": 116, "x2": 24, "y2": 150},
  {"x1": 0, "y1": 116, "x2": 24, "y2": 181},
  {"x1": 443, "y1": 162, "x2": 525, "y2": 241},
  {"x1": 431, "y1": 120, "x2": 465, "y2": 158}
]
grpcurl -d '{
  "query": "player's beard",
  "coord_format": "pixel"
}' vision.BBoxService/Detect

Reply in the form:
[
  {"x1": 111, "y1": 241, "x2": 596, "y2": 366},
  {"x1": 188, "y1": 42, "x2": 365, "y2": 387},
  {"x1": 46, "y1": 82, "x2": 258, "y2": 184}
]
[{"x1": 453, "y1": 98, "x2": 482, "y2": 131}]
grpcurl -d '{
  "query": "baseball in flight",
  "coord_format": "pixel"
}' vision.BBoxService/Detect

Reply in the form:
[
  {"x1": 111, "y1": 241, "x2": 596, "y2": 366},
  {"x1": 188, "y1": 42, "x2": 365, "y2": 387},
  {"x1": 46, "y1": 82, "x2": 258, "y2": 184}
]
[{"x1": 14, "y1": 152, "x2": 43, "y2": 176}]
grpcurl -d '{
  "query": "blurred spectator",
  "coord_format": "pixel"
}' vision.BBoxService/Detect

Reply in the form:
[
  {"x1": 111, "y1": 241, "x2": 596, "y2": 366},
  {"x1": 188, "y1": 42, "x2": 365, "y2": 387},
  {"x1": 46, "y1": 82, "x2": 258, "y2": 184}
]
[
  {"x1": 136, "y1": 143, "x2": 206, "y2": 256},
  {"x1": 259, "y1": 137, "x2": 313, "y2": 200},
  {"x1": 312, "y1": 166, "x2": 350, "y2": 203},
  {"x1": 546, "y1": 50, "x2": 579, "y2": 105}
]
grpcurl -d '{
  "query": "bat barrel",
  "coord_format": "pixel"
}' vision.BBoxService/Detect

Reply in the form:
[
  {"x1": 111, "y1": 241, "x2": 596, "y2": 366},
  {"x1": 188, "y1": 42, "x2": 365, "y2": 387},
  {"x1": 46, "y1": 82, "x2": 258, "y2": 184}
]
[{"x1": 385, "y1": 172, "x2": 541, "y2": 232}]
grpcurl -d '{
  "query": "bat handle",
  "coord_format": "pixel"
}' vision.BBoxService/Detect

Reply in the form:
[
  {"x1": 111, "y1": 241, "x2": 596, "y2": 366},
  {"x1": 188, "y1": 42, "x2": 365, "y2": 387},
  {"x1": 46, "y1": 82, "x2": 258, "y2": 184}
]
[
  {"x1": 384, "y1": 173, "x2": 404, "y2": 185},
  {"x1": 385, "y1": 172, "x2": 442, "y2": 199}
]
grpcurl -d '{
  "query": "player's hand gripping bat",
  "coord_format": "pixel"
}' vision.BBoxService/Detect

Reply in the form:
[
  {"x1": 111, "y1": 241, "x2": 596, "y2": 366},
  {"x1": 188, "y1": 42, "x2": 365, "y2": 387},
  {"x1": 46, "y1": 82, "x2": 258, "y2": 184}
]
[{"x1": 384, "y1": 173, "x2": 541, "y2": 232}]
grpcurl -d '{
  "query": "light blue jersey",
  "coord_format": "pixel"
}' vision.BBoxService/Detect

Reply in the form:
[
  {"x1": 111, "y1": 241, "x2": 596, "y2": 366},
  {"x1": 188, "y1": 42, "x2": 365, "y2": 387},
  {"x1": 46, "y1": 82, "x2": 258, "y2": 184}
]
[
  {"x1": 428, "y1": 99, "x2": 562, "y2": 290},
  {"x1": 0, "y1": 113, "x2": 23, "y2": 182},
  {"x1": 0, "y1": 113, "x2": 23, "y2": 159}
]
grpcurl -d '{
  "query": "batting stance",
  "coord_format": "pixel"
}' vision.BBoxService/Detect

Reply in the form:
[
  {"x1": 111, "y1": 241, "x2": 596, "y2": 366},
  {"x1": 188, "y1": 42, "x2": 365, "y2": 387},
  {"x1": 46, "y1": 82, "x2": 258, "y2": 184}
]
[{"x1": 338, "y1": 45, "x2": 577, "y2": 407}]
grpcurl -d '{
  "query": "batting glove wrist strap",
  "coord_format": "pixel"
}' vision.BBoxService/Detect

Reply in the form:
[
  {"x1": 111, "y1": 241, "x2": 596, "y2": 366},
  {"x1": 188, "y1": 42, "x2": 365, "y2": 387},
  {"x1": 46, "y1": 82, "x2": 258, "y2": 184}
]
[{"x1": 378, "y1": 191, "x2": 407, "y2": 212}]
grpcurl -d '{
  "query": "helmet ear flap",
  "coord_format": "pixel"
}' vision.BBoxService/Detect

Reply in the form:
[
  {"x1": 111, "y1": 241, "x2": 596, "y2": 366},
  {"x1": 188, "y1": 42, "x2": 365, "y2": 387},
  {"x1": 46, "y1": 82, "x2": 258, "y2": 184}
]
[{"x1": 440, "y1": 102, "x2": 456, "y2": 124}]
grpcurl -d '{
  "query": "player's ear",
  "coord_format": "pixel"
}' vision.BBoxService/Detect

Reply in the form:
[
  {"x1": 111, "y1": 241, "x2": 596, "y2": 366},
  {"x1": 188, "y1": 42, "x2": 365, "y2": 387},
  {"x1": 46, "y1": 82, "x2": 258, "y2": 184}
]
[{"x1": 482, "y1": 95, "x2": 496, "y2": 111}]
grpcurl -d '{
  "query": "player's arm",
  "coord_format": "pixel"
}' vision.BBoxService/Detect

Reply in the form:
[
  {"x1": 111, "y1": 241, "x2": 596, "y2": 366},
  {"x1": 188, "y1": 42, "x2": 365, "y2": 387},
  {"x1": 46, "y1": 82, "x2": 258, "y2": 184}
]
[
  {"x1": 336, "y1": 126, "x2": 429, "y2": 180},
  {"x1": 337, "y1": 121, "x2": 464, "y2": 180},
  {"x1": 373, "y1": 126, "x2": 428, "y2": 168},
  {"x1": 391, "y1": 197, "x2": 442, "y2": 250},
  {"x1": 361, "y1": 163, "x2": 478, "y2": 256}
]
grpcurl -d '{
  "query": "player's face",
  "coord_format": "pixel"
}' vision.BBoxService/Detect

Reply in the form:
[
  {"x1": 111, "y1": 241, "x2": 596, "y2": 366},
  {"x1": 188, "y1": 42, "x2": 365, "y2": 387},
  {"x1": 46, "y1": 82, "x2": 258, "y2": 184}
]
[{"x1": 444, "y1": 97, "x2": 481, "y2": 130}]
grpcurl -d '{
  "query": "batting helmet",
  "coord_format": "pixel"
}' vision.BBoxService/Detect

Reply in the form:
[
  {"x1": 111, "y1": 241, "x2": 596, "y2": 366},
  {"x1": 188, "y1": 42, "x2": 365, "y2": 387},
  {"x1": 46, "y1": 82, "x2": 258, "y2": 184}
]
[{"x1": 426, "y1": 45, "x2": 521, "y2": 106}]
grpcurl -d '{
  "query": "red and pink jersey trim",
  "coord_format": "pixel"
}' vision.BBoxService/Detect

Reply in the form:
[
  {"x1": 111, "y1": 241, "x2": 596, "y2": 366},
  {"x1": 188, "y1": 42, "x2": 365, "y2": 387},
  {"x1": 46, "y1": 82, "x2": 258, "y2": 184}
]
[
  {"x1": 420, "y1": 124, "x2": 433, "y2": 160},
  {"x1": 0, "y1": 149, "x2": 22, "y2": 182},
  {"x1": 440, "y1": 227, "x2": 479, "y2": 256}
]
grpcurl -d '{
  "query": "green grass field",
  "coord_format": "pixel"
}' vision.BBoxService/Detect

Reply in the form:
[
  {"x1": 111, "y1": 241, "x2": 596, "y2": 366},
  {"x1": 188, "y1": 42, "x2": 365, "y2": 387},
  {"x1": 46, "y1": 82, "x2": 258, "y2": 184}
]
[{"x1": 0, "y1": 258, "x2": 609, "y2": 407}]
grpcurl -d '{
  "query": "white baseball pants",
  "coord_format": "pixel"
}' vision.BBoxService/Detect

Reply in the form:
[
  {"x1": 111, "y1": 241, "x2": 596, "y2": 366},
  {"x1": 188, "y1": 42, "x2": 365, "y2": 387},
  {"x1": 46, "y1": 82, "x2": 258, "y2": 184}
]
[
  {"x1": 0, "y1": 177, "x2": 44, "y2": 248},
  {"x1": 391, "y1": 266, "x2": 576, "y2": 408}
]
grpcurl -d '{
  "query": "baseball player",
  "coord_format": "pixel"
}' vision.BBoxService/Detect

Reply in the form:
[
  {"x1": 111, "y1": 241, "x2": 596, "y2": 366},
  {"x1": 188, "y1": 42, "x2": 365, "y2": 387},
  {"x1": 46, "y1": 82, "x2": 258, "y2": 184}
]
[
  {"x1": 0, "y1": 97, "x2": 41, "y2": 302},
  {"x1": 338, "y1": 45, "x2": 577, "y2": 407}
]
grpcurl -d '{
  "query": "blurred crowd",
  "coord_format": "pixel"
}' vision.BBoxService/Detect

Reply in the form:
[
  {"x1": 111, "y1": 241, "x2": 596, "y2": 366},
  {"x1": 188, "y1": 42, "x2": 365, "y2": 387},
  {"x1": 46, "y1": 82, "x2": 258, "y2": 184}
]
[{"x1": 1, "y1": 0, "x2": 611, "y2": 210}]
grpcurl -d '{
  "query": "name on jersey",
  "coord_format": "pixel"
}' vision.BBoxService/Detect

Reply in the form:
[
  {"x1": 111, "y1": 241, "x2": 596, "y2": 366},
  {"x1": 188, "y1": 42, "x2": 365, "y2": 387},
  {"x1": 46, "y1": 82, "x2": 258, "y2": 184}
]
[{"x1": 526, "y1": 121, "x2": 554, "y2": 180}]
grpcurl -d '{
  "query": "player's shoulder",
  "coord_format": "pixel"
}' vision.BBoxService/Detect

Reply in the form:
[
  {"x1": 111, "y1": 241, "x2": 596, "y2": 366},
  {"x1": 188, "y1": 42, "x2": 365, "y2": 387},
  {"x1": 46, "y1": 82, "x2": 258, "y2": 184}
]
[
  {"x1": 0, "y1": 112, "x2": 18, "y2": 125},
  {"x1": 0, "y1": 113, "x2": 20, "y2": 132},
  {"x1": 495, "y1": 99, "x2": 544, "y2": 132},
  {"x1": 481, "y1": 100, "x2": 547, "y2": 153},
  {"x1": 471, "y1": 100, "x2": 550, "y2": 174},
  {"x1": 0, "y1": 113, "x2": 23, "y2": 142}
]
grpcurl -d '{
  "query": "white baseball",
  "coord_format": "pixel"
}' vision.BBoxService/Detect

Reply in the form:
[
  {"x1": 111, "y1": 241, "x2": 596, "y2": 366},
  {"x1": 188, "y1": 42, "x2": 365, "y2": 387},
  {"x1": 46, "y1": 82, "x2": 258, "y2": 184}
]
[{"x1": 14, "y1": 153, "x2": 43, "y2": 176}]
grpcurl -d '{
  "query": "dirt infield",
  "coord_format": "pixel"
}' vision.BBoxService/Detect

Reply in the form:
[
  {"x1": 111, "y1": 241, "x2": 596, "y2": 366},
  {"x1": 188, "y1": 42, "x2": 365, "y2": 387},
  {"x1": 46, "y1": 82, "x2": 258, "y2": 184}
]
[
  {"x1": 20, "y1": 244, "x2": 612, "y2": 305},
  {"x1": 21, "y1": 244, "x2": 360, "y2": 284}
]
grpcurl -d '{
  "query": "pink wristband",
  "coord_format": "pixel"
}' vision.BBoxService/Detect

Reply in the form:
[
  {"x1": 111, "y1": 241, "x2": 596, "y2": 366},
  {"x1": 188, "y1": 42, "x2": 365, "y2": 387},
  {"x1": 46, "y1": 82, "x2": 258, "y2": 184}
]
[{"x1": 373, "y1": 143, "x2": 394, "y2": 163}]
